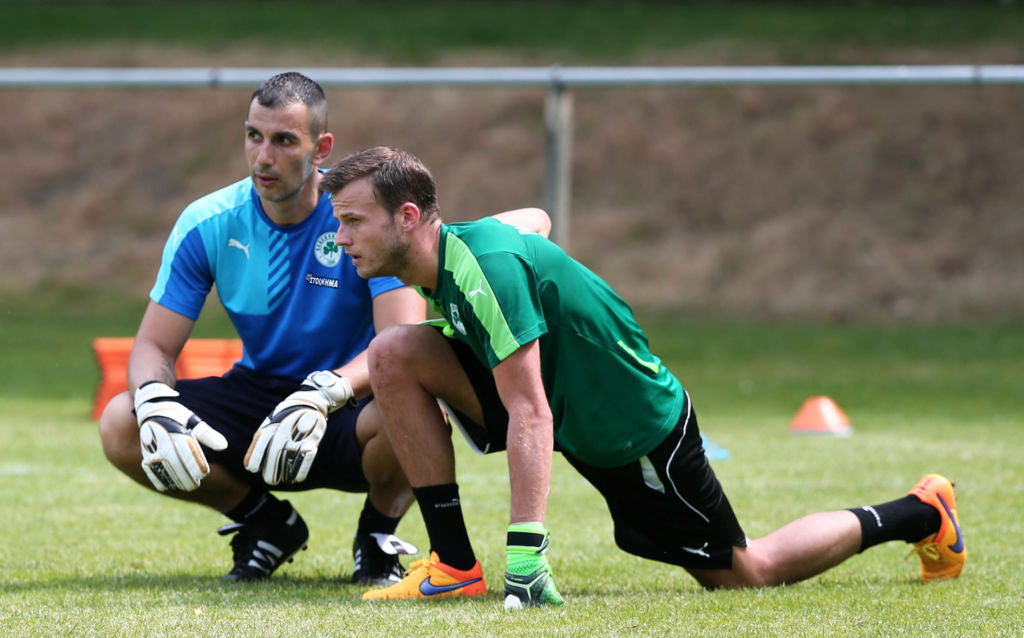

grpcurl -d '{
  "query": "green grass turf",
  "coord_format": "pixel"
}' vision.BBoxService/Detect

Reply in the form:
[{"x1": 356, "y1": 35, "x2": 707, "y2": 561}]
[
  {"x1": 0, "y1": 288, "x2": 1020, "y2": 636},
  {"x1": 4, "y1": 1, "x2": 1024, "y2": 62}
]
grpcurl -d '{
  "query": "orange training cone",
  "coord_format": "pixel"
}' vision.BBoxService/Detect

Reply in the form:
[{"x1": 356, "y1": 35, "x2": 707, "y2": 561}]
[{"x1": 790, "y1": 396, "x2": 852, "y2": 436}]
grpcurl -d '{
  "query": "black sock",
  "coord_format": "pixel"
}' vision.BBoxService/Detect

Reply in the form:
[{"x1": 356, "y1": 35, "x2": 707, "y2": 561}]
[
  {"x1": 225, "y1": 490, "x2": 286, "y2": 524},
  {"x1": 357, "y1": 497, "x2": 400, "y2": 537},
  {"x1": 849, "y1": 495, "x2": 942, "y2": 552},
  {"x1": 412, "y1": 483, "x2": 476, "y2": 570}
]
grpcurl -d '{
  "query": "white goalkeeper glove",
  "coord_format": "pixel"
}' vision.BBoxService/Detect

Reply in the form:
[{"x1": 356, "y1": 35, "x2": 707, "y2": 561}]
[
  {"x1": 134, "y1": 381, "x2": 228, "y2": 492},
  {"x1": 244, "y1": 370, "x2": 354, "y2": 486}
]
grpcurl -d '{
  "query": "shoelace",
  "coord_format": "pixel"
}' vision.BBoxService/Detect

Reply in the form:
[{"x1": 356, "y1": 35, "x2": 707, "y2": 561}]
[
  {"x1": 906, "y1": 541, "x2": 942, "y2": 563},
  {"x1": 405, "y1": 554, "x2": 438, "y2": 577},
  {"x1": 218, "y1": 524, "x2": 252, "y2": 560}
]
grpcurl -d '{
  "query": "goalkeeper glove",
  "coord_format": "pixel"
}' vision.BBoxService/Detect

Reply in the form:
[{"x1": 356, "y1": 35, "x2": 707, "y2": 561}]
[
  {"x1": 504, "y1": 521, "x2": 564, "y2": 609},
  {"x1": 134, "y1": 381, "x2": 228, "y2": 492},
  {"x1": 244, "y1": 370, "x2": 354, "y2": 485}
]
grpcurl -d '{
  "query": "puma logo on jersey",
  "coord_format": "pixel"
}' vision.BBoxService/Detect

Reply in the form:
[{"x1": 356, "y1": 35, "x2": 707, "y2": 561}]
[
  {"x1": 467, "y1": 279, "x2": 487, "y2": 299},
  {"x1": 228, "y1": 238, "x2": 251, "y2": 259}
]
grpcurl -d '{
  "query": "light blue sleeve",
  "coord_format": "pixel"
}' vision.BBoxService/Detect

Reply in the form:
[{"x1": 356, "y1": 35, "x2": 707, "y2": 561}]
[{"x1": 367, "y1": 275, "x2": 407, "y2": 297}]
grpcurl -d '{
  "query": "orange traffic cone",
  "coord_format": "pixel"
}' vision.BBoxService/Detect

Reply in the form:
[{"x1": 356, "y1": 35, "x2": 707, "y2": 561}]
[{"x1": 790, "y1": 396, "x2": 852, "y2": 436}]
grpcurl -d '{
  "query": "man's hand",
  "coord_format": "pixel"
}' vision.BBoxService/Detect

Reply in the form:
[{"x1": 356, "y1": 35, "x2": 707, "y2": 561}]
[
  {"x1": 134, "y1": 381, "x2": 228, "y2": 492},
  {"x1": 503, "y1": 522, "x2": 565, "y2": 609},
  {"x1": 244, "y1": 370, "x2": 354, "y2": 485}
]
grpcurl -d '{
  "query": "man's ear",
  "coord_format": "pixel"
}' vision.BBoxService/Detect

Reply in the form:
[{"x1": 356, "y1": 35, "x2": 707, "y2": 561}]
[
  {"x1": 313, "y1": 132, "x2": 334, "y2": 165},
  {"x1": 396, "y1": 202, "x2": 422, "y2": 231}
]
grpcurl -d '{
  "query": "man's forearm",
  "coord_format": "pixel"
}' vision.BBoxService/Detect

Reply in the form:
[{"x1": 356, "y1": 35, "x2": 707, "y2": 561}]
[
  {"x1": 127, "y1": 341, "x2": 177, "y2": 393},
  {"x1": 505, "y1": 406, "x2": 554, "y2": 523}
]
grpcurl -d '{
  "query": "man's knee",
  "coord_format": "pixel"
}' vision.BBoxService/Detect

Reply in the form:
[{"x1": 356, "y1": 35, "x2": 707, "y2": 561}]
[
  {"x1": 97, "y1": 391, "x2": 141, "y2": 468},
  {"x1": 368, "y1": 325, "x2": 434, "y2": 381},
  {"x1": 686, "y1": 546, "x2": 773, "y2": 590}
]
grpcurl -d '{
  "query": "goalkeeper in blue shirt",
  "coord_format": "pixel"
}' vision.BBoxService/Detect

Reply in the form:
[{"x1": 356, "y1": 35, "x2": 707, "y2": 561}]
[{"x1": 100, "y1": 72, "x2": 422, "y2": 585}]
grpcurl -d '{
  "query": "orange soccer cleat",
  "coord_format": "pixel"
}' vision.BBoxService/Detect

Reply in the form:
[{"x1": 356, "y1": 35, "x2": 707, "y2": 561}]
[
  {"x1": 361, "y1": 551, "x2": 486, "y2": 601},
  {"x1": 907, "y1": 473, "x2": 967, "y2": 583}
]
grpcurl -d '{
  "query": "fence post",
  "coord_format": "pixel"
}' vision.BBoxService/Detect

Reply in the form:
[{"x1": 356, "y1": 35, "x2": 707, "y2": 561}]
[{"x1": 543, "y1": 75, "x2": 573, "y2": 248}]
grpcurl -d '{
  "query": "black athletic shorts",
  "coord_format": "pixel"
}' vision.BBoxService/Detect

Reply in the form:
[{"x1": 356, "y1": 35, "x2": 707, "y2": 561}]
[
  {"x1": 442, "y1": 330, "x2": 747, "y2": 570},
  {"x1": 173, "y1": 365, "x2": 369, "y2": 493}
]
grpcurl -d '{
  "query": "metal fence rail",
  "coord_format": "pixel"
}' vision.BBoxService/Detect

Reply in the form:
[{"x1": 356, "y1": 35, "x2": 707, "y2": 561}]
[
  {"x1": 4, "y1": 65, "x2": 1024, "y2": 88},
  {"x1": 6, "y1": 65, "x2": 1023, "y2": 246}
]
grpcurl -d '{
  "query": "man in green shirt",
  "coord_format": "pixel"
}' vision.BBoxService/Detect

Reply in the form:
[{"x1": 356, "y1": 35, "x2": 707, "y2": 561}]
[{"x1": 320, "y1": 146, "x2": 966, "y2": 608}]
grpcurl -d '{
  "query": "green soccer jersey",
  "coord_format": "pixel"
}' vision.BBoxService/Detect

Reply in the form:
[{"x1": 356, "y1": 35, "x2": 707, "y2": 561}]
[{"x1": 423, "y1": 218, "x2": 684, "y2": 467}]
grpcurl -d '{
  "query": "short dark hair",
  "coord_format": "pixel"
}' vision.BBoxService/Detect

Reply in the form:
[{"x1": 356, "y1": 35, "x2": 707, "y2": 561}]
[
  {"x1": 321, "y1": 146, "x2": 440, "y2": 221},
  {"x1": 250, "y1": 72, "x2": 328, "y2": 137}
]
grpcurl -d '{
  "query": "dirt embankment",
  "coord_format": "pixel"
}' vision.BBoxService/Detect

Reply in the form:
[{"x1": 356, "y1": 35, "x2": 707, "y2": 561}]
[{"x1": 3, "y1": 45, "x2": 1022, "y2": 322}]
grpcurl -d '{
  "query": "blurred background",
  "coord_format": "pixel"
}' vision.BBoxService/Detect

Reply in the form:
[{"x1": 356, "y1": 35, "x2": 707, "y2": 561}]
[{"x1": 1, "y1": 0, "x2": 1022, "y2": 330}]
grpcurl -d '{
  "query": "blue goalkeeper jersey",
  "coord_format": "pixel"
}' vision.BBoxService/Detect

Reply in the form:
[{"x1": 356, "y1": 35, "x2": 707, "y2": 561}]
[{"x1": 150, "y1": 177, "x2": 405, "y2": 380}]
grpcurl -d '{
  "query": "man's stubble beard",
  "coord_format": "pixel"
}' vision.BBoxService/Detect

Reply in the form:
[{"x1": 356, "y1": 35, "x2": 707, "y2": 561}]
[
  {"x1": 367, "y1": 225, "x2": 412, "y2": 282},
  {"x1": 258, "y1": 154, "x2": 316, "y2": 204}
]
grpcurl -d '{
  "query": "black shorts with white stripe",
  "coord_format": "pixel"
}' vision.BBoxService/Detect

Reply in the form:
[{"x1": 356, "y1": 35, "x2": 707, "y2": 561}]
[{"x1": 563, "y1": 399, "x2": 747, "y2": 570}]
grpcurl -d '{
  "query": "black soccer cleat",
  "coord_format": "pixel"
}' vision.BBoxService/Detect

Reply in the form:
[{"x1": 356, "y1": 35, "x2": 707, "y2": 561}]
[
  {"x1": 218, "y1": 500, "x2": 309, "y2": 581},
  {"x1": 351, "y1": 533, "x2": 406, "y2": 587}
]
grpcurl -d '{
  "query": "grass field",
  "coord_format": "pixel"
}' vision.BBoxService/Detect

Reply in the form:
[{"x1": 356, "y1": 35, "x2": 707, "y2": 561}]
[
  {"x1": 0, "y1": 290, "x2": 1021, "y2": 636},
  {"x1": 2, "y1": 2, "x2": 1023, "y2": 635},
  {"x1": 5, "y1": 1, "x2": 1024, "y2": 62}
]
